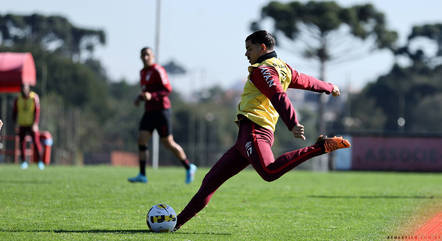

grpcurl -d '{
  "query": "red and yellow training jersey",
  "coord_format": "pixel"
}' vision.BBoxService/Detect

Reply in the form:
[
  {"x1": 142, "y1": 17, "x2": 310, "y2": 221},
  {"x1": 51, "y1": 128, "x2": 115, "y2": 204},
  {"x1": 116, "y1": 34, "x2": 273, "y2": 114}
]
[
  {"x1": 237, "y1": 57, "x2": 292, "y2": 131},
  {"x1": 14, "y1": 91, "x2": 40, "y2": 127},
  {"x1": 236, "y1": 52, "x2": 334, "y2": 131}
]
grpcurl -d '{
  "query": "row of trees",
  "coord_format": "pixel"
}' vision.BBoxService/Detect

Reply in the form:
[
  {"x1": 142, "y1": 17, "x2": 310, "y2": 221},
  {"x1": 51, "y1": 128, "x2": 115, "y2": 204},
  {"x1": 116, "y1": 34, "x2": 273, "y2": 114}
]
[
  {"x1": 0, "y1": 13, "x2": 238, "y2": 164},
  {"x1": 339, "y1": 23, "x2": 442, "y2": 133},
  {"x1": 251, "y1": 1, "x2": 398, "y2": 135},
  {"x1": 253, "y1": 1, "x2": 442, "y2": 137},
  {"x1": 0, "y1": 2, "x2": 441, "y2": 165}
]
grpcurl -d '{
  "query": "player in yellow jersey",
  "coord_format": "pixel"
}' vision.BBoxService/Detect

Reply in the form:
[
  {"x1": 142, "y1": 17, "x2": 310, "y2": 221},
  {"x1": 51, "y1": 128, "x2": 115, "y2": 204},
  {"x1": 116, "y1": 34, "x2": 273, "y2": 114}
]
[
  {"x1": 174, "y1": 30, "x2": 350, "y2": 231},
  {"x1": 12, "y1": 84, "x2": 44, "y2": 170}
]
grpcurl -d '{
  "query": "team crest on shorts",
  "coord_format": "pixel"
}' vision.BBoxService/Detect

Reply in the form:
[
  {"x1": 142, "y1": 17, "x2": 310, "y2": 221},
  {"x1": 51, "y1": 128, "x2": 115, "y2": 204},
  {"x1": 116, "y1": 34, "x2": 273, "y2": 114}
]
[{"x1": 245, "y1": 141, "x2": 253, "y2": 157}]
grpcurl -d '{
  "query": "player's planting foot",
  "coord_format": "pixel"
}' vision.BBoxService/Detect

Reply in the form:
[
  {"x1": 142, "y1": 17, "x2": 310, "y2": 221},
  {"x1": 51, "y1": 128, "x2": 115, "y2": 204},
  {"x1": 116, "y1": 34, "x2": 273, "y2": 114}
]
[
  {"x1": 38, "y1": 161, "x2": 45, "y2": 170},
  {"x1": 185, "y1": 164, "x2": 197, "y2": 184},
  {"x1": 316, "y1": 135, "x2": 351, "y2": 153},
  {"x1": 20, "y1": 161, "x2": 28, "y2": 169},
  {"x1": 128, "y1": 174, "x2": 148, "y2": 183}
]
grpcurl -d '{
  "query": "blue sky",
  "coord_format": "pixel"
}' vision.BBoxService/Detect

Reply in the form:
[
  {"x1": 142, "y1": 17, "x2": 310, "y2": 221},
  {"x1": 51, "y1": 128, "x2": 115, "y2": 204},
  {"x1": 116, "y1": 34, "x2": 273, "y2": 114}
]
[{"x1": 2, "y1": 0, "x2": 442, "y2": 94}]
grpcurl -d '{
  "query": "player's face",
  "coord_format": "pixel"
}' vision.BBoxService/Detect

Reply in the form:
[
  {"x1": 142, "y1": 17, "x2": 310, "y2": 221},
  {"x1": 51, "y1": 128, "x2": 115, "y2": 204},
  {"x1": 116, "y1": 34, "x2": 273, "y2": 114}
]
[
  {"x1": 245, "y1": 40, "x2": 264, "y2": 64},
  {"x1": 141, "y1": 49, "x2": 154, "y2": 66}
]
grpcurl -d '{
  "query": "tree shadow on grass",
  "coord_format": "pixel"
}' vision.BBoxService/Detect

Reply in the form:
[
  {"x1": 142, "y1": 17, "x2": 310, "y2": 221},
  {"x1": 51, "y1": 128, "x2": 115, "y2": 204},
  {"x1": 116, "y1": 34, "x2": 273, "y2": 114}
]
[
  {"x1": 308, "y1": 195, "x2": 440, "y2": 199},
  {"x1": 0, "y1": 229, "x2": 231, "y2": 236}
]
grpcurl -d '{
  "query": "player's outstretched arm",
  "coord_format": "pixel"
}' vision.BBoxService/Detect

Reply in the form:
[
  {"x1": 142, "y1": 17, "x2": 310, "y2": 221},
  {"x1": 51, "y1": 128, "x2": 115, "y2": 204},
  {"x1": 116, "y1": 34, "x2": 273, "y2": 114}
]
[{"x1": 288, "y1": 65, "x2": 335, "y2": 95}]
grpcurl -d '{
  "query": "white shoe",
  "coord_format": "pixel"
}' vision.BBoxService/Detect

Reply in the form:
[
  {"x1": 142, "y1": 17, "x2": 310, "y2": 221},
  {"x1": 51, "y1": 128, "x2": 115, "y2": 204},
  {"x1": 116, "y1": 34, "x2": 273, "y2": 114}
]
[
  {"x1": 20, "y1": 161, "x2": 29, "y2": 169},
  {"x1": 38, "y1": 161, "x2": 45, "y2": 170}
]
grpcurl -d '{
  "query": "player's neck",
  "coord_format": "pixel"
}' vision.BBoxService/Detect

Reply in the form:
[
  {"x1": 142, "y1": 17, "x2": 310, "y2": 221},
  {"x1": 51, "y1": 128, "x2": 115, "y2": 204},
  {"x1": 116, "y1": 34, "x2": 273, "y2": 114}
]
[
  {"x1": 256, "y1": 51, "x2": 277, "y2": 63},
  {"x1": 145, "y1": 62, "x2": 155, "y2": 68}
]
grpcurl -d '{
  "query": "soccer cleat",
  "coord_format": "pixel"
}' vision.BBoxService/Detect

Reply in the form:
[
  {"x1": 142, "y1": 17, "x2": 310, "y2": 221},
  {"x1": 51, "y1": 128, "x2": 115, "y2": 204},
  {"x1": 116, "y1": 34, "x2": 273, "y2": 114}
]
[
  {"x1": 128, "y1": 173, "x2": 148, "y2": 183},
  {"x1": 316, "y1": 135, "x2": 351, "y2": 153},
  {"x1": 38, "y1": 161, "x2": 45, "y2": 170},
  {"x1": 185, "y1": 164, "x2": 197, "y2": 184},
  {"x1": 20, "y1": 161, "x2": 29, "y2": 169}
]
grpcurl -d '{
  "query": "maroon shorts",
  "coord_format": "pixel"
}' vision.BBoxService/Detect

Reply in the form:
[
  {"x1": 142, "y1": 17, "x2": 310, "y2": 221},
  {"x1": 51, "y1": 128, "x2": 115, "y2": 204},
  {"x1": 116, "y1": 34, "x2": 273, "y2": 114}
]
[{"x1": 139, "y1": 109, "x2": 172, "y2": 137}]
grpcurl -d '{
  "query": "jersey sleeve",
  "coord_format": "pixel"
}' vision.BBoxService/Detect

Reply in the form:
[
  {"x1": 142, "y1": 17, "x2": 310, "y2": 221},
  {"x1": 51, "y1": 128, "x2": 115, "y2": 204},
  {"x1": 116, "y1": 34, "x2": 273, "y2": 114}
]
[
  {"x1": 288, "y1": 64, "x2": 334, "y2": 94},
  {"x1": 250, "y1": 67, "x2": 298, "y2": 130}
]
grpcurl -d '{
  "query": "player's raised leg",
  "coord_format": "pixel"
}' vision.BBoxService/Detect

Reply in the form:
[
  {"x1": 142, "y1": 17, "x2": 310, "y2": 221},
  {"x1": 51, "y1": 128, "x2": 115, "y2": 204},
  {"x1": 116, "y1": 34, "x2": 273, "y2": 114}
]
[{"x1": 250, "y1": 132, "x2": 351, "y2": 181}]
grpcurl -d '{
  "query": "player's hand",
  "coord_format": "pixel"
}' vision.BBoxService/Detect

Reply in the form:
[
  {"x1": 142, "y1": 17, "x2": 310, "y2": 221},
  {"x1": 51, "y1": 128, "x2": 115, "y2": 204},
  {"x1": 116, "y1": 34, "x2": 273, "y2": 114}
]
[
  {"x1": 32, "y1": 124, "x2": 39, "y2": 132},
  {"x1": 0, "y1": 120, "x2": 3, "y2": 131},
  {"x1": 142, "y1": 92, "x2": 152, "y2": 101},
  {"x1": 331, "y1": 85, "x2": 340, "y2": 97},
  {"x1": 291, "y1": 123, "x2": 306, "y2": 140}
]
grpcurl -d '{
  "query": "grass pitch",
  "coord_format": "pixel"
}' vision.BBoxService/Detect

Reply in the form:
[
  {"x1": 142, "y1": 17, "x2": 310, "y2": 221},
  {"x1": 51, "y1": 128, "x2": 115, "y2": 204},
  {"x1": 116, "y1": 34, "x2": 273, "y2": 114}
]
[{"x1": 0, "y1": 164, "x2": 441, "y2": 240}]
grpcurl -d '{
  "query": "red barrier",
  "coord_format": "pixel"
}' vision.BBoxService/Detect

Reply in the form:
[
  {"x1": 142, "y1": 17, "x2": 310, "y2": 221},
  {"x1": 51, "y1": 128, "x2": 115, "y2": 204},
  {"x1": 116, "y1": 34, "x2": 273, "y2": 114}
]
[
  {"x1": 351, "y1": 136, "x2": 442, "y2": 171},
  {"x1": 39, "y1": 131, "x2": 52, "y2": 165},
  {"x1": 111, "y1": 151, "x2": 138, "y2": 167}
]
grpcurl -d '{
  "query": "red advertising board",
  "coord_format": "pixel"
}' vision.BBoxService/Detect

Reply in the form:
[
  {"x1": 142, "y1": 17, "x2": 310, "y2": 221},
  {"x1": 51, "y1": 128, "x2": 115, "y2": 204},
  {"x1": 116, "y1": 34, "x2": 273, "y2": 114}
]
[{"x1": 351, "y1": 136, "x2": 442, "y2": 171}]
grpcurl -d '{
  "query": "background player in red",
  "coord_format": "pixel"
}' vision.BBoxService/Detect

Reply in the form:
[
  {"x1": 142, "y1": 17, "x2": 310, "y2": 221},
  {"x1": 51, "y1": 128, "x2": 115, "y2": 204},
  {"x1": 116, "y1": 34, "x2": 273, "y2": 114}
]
[
  {"x1": 173, "y1": 30, "x2": 351, "y2": 231},
  {"x1": 128, "y1": 47, "x2": 197, "y2": 184},
  {"x1": 12, "y1": 83, "x2": 44, "y2": 170}
]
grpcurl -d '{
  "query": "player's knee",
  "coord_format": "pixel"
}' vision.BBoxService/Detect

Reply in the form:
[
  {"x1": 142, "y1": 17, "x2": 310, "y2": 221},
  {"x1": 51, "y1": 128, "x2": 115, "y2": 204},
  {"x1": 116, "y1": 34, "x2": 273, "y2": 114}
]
[
  {"x1": 137, "y1": 132, "x2": 151, "y2": 144},
  {"x1": 138, "y1": 144, "x2": 148, "y2": 152},
  {"x1": 257, "y1": 171, "x2": 277, "y2": 182}
]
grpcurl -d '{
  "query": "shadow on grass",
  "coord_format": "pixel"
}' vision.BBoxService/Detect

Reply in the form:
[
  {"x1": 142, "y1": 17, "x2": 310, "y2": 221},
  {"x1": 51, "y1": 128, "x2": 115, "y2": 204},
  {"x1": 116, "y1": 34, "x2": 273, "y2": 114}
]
[
  {"x1": 0, "y1": 229, "x2": 231, "y2": 235},
  {"x1": 0, "y1": 180, "x2": 52, "y2": 184},
  {"x1": 173, "y1": 231, "x2": 231, "y2": 236},
  {"x1": 0, "y1": 229, "x2": 148, "y2": 234},
  {"x1": 308, "y1": 195, "x2": 440, "y2": 199}
]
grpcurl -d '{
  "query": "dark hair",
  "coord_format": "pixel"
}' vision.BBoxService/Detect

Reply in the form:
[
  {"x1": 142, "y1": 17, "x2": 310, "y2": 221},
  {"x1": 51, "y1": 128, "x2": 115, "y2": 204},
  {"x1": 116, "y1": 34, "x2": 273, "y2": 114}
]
[
  {"x1": 246, "y1": 30, "x2": 275, "y2": 49},
  {"x1": 140, "y1": 47, "x2": 152, "y2": 54}
]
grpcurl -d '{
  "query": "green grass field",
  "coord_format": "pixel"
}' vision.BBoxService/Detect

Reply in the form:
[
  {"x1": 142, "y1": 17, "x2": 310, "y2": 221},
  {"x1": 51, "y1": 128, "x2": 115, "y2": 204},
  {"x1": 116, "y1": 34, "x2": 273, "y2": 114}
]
[{"x1": 0, "y1": 164, "x2": 441, "y2": 240}]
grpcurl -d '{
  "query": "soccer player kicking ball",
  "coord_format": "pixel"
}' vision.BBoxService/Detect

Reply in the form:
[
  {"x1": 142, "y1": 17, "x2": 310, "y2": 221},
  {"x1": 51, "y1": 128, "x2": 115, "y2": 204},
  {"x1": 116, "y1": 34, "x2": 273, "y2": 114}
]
[
  {"x1": 174, "y1": 30, "x2": 350, "y2": 231},
  {"x1": 128, "y1": 47, "x2": 197, "y2": 184}
]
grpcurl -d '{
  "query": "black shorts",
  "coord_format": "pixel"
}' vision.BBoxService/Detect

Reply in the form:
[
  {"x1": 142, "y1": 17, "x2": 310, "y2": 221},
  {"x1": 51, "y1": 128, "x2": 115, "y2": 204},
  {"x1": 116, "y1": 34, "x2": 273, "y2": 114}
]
[{"x1": 139, "y1": 109, "x2": 172, "y2": 137}]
